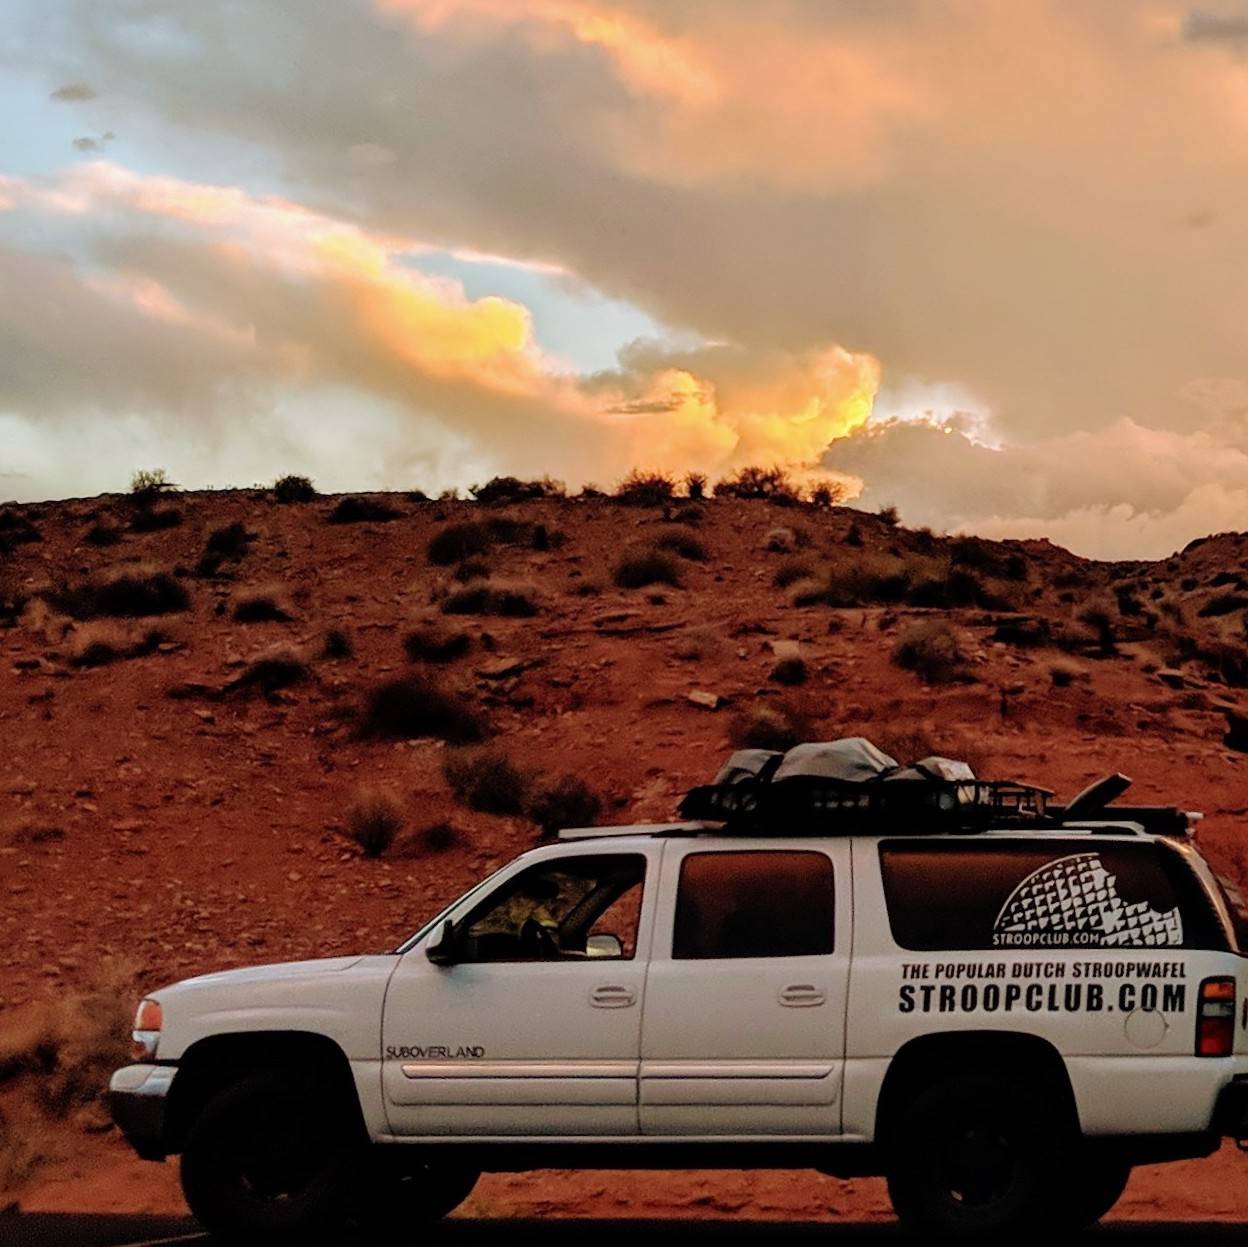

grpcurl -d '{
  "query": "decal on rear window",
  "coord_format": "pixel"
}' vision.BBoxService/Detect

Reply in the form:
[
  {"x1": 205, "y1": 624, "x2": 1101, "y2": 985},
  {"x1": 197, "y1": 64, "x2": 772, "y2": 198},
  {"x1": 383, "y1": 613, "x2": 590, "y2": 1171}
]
[{"x1": 994, "y1": 853, "x2": 1183, "y2": 949}]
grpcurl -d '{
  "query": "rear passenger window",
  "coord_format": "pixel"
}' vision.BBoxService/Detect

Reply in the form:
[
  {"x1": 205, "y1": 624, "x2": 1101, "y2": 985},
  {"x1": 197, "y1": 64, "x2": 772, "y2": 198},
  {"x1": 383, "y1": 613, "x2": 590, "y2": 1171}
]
[
  {"x1": 673, "y1": 851, "x2": 834, "y2": 959},
  {"x1": 879, "y1": 840, "x2": 1225, "y2": 952}
]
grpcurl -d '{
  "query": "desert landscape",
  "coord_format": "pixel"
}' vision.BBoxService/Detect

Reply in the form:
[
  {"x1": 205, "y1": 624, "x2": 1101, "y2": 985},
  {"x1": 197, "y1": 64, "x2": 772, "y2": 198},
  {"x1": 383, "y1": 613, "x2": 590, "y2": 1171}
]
[{"x1": 5, "y1": 473, "x2": 1248, "y2": 1224}]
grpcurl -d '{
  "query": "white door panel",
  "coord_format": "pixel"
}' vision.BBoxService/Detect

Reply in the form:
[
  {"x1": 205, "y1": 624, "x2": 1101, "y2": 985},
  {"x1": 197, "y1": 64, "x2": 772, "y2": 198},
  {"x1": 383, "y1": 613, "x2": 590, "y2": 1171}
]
[{"x1": 639, "y1": 839, "x2": 852, "y2": 1136}]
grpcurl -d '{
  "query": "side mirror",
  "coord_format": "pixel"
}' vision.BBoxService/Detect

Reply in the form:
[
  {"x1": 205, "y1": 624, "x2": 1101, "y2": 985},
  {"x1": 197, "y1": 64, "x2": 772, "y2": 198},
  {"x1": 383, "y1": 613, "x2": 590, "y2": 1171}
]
[
  {"x1": 586, "y1": 933, "x2": 623, "y2": 959},
  {"x1": 426, "y1": 919, "x2": 458, "y2": 967}
]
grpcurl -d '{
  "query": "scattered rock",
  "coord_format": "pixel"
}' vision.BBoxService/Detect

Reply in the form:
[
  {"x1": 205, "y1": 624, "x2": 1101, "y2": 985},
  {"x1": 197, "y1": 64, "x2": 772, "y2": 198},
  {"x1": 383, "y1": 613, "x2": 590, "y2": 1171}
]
[
  {"x1": 477, "y1": 656, "x2": 540, "y2": 680},
  {"x1": 1156, "y1": 669, "x2": 1187, "y2": 690},
  {"x1": 770, "y1": 639, "x2": 801, "y2": 661},
  {"x1": 687, "y1": 690, "x2": 720, "y2": 710}
]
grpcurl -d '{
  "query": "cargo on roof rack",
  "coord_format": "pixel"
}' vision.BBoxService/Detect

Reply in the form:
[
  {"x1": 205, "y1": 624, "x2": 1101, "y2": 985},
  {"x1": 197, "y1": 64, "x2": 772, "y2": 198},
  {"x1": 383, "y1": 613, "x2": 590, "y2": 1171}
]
[{"x1": 675, "y1": 739, "x2": 1198, "y2": 838}]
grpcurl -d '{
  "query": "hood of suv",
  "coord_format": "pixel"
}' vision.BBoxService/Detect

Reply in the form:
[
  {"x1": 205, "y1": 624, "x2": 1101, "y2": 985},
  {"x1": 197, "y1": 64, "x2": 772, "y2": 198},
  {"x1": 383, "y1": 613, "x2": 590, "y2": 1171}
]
[{"x1": 158, "y1": 955, "x2": 365, "y2": 997}]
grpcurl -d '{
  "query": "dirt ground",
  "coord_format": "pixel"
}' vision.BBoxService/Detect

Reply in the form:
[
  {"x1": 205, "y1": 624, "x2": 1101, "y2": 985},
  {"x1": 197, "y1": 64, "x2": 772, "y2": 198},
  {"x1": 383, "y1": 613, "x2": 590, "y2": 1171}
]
[{"x1": 5, "y1": 487, "x2": 1248, "y2": 1220}]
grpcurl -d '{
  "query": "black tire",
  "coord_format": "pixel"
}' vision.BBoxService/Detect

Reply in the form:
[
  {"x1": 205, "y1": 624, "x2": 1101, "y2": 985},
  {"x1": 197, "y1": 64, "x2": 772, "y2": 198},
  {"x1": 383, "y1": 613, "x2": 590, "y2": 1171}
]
[
  {"x1": 356, "y1": 1161, "x2": 479, "y2": 1234},
  {"x1": 885, "y1": 1072, "x2": 1066, "y2": 1238},
  {"x1": 1057, "y1": 1155, "x2": 1130, "y2": 1229},
  {"x1": 180, "y1": 1069, "x2": 362, "y2": 1242}
]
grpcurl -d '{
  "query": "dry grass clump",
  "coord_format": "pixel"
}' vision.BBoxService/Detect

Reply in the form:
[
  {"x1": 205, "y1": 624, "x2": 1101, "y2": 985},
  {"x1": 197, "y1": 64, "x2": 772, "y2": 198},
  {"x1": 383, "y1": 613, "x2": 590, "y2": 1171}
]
[
  {"x1": 404, "y1": 626, "x2": 472, "y2": 663},
  {"x1": 441, "y1": 581, "x2": 540, "y2": 617},
  {"x1": 359, "y1": 675, "x2": 487, "y2": 743},
  {"x1": 809, "y1": 481, "x2": 845, "y2": 509},
  {"x1": 0, "y1": 961, "x2": 135, "y2": 1200},
  {"x1": 428, "y1": 521, "x2": 493, "y2": 565},
  {"x1": 232, "y1": 584, "x2": 295, "y2": 623},
  {"x1": 129, "y1": 505, "x2": 183, "y2": 533},
  {"x1": 1198, "y1": 593, "x2": 1248, "y2": 618},
  {"x1": 50, "y1": 566, "x2": 190, "y2": 620},
  {"x1": 67, "y1": 622, "x2": 167, "y2": 667},
  {"x1": 443, "y1": 747, "x2": 529, "y2": 815},
  {"x1": 614, "y1": 469, "x2": 677, "y2": 507},
  {"x1": 327, "y1": 496, "x2": 401, "y2": 524},
  {"x1": 773, "y1": 556, "x2": 817, "y2": 588},
  {"x1": 469, "y1": 475, "x2": 565, "y2": 504},
  {"x1": 527, "y1": 774, "x2": 602, "y2": 835},
  {"x1": 729, "y1": 698, "x2": 817, "y2": 751},
  {"x1": 684, "y1": 472, "x2": 708, "y2": 500},
  {"x1": 670, "y1": 626, "x2": 723, "y2": 662},
  {"x1": 1049, "y1": 659, "x2": 1088, "y2": 688},
  {"x1": 204, "y1": 521, "x2": 255, "y2": 560},
  {"x1": 83, "y1": 522, "x2": 122, "y2": 548},
  {"x1": 346, "y1": 789, "x2": 404, "y2": 857},
  {"x1": 220, "y1": 645, "x2": 309, "y2": 698},
  {"x1": 272, "y1": 474, "x2": 317, "y2": 503},
  {"x1": 0, "y1": 510, "x2": 41, "y2": 547},
  {"x1": 322, "y1": 628, "x2": 352, "y2": 659},
  {"x1": 653, "y1": 528, "x2": 708, "y2": 561},
  {"x1": 892, "y1": 621, "x2": 967, "y2": 685},
  {"x1": 769, "y1": 657, "x2": 808, "y2": 685},
  {"x1": 613, "y1": 548, "x2": 682, "y2": 589}
]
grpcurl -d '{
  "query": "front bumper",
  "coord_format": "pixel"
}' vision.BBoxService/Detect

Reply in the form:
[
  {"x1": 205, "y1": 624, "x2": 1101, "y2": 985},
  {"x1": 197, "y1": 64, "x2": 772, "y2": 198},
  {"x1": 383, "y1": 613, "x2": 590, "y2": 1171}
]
[
  {"x1": 108, "y1": 1063, "x2": 176, "y2": 1161},
  {"x1": 1213, "y1": 1076, "x2": 1248, "y2": 1140}
]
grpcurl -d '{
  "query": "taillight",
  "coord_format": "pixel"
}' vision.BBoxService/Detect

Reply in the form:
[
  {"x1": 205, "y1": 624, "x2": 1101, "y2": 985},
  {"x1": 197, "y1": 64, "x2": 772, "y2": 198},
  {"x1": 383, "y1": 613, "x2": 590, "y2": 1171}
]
[
  {"x1": 131, "y1": 998, "x2": 163, "y2": 1061},
  {"x1": 1197, "y1": 977, "x2": 1236, "y2": 1057}
]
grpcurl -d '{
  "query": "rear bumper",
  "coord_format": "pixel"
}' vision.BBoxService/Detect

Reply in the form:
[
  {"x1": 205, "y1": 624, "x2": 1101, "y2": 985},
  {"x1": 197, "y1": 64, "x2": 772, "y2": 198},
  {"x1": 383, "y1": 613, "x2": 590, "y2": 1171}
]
[
  {"x1": 108, "y1": 1063, "x2": 176, "y2": 1161},
  {"x1": 1213, "y1": 1076, "x2": 1248, "y2": 1139}
]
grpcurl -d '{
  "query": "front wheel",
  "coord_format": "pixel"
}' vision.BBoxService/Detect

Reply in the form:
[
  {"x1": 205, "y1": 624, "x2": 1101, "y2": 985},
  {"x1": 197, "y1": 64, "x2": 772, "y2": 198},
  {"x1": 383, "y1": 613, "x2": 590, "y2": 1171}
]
[
  {"x1": 885, "y1": 1072, "x2": 1066, "y2": 1238},
  {"x1": 357, "y1": 1161, "x2": 479, "y2": 1232},
  {"x1": 180, "y1": 1070, "x2": 360, "y2": 1242}
]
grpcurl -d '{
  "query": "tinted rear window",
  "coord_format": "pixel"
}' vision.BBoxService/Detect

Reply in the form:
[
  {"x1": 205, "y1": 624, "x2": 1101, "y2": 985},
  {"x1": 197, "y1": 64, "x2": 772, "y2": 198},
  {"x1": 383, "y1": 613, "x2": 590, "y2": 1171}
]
[
  {"x1": 673, "y1": 850, "x2": 834, "y2": 959},
  {"x1": 879, "y1": 839, "x2": 1225, "y2": 952}
]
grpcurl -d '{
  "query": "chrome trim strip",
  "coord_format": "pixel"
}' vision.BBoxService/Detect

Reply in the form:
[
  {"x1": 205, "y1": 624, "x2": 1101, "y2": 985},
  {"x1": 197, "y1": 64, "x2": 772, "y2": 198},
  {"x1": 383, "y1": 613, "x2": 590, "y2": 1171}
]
[
  {"x1": 640, "y1": 1061, "x2": 835, "y2": 1080},
  {"x1": 400, "y1": 1060, "x2": 639, "y2": 1079}
]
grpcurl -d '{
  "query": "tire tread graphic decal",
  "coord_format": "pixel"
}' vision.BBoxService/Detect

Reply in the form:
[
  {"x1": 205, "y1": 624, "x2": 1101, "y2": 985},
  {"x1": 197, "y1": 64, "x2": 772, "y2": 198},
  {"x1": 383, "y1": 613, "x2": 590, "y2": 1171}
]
[{"x1": 994, "y1": 853, "x2": 1182, "y2": 948}]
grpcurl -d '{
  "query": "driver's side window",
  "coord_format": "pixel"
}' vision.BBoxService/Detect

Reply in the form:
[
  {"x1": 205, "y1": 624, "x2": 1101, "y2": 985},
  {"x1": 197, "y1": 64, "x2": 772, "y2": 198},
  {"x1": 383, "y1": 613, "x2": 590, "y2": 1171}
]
[{"x1": 456, "y1": 853, "x2": 645, "y2": 963}]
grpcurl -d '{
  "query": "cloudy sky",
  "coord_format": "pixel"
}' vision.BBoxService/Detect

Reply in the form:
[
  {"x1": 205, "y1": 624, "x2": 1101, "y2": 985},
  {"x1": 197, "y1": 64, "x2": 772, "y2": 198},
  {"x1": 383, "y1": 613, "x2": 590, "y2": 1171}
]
[{"x1": 4, "y1": 1, "x2": 1248, "y2": 557}]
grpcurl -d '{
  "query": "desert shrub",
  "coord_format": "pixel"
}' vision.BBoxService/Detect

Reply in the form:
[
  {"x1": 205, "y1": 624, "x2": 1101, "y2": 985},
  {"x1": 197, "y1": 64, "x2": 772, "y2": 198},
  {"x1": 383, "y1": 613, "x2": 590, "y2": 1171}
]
[
  {"x1": 327, "y1": 496, "x2": 400, "y2": 524},
  {"x1": 949, "y1": 537, "x2": 1027, "y2": 581},
  {"x1": 51, "y1": 568, "x2": 190, "y2": 619},
  {"x1": 470, "y1": 475, "x2": 565, "y2": 505},
  {"x1": 359, "y1": 676, "x2": 486, "y2": 743},
  {"x1": 404, "y1": 627, "x2": 472, "y2": 663},
  {"x1": 442, "y1": 582, "x2": 540, "y2": 617},
  {"x1": 892, "y1": 621, "x2": 966, "y2": 684},
  {"x1": 671, "y1": 504, "x2": 703, "y2": 527},
  {"x1": 773, "y1": 557, "x2": 817, "y2": 589},
  {"x1": 0, "y1": 511, "x2": 41, "y2": 545},
  {"x1": 729, "y1": 698, "x2": 816, "y2": 751},
  {"x1": 613, "y1": 549, "x2": 681, "y2": 589},
  {"x1": 579, "y1": 483, "x2": 606, "y2": 499},
  {"x1": 1199, "y1": 593, "x2": 1248, "y2": 618},
  {"x1": 715, "y1": 465, "x2": 802, "y2": 506},
  {"x1": 443, "y1": 747, "x2": 529, "y2": 815},
  {"x1": 769, "y1": 657, "x2": 808, "y2": 685},
  {"x1": 1049, "y1": 660, "x2": 1085, "y2": 688},
  {"x1": 809, "y1": 481, "x2": 846, "y2": 509},
  {"x1": 129, "y1": 468, "x2": 174, "y2": 502},
  {"x1": 428, "y1": 522, "x2": 492, "y2": 565},
  {"x1": 684, "y1": 472, "x2": 708, "y2": 500},
  {"x1": 83, "y1": 522, "x2": 122, "y2": 547},
  {"x1": 129, "y1": 506, "x2": 182, "y2": 533},
  {"x1": 1078, "y1": 606, "x2": 1118, "y2": 656},
  {"x1": 232, "y1": 585, "x2": 294, "y2": 623},
  {"x1": 844, "y1": 522, "x2": 863, "y2": 547},
  {"x1": 204, "y1": 521, "x2": 255, "y2": 559},
  {"x1": 527, "y1": 775, "x2": 602, "y2": 835},
  {"x1": 347, "y1": 790, "x2": 403, "y2": 858},
  {"x1": 272, "y1": 474, "x2": 317, "y2": 503},
  {"x1": 764, "y1": 526, "x2": 798, "y2": 553},
  {"x1": 614, "y1": 469, "x2": 677, "y2": 507},
  {"x1": 878, "y1": 504, "x2": 901, "y2": 527},
  {"x1": 452, "y1": 558, "x2": 491, "y2": 582},
  {"x1": 415, "y1": 821, "x2": 462, "y2": 853},
  {"x1": 322, "y1": 628, "x2": 352, "y2": 659},
  {"x1": 225, "y1": 647, "x2": 309, "y2": 696},
  {"x1": 653, "y1": 528, "x2": 708, "y2": 561}
]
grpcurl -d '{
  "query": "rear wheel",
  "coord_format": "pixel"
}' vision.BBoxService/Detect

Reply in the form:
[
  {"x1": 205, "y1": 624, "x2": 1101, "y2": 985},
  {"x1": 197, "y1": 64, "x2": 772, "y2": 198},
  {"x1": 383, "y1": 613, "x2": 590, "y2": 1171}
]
[
  {"x1": 885, "y1": 1072, "x2": 1066, "y2": 1238},
  {"x1": 180, "y1": 1069, "x2": 360, "y2": 1242},
  {"x1": 1058, "y1": 1154, "x2": 1130, "y2": 1228}
]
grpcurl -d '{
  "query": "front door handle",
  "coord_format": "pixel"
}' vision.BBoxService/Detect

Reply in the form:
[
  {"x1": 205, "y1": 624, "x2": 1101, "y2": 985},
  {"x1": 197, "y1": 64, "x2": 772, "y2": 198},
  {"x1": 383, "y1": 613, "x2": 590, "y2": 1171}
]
[
  {"x1": 591, "y1": 985, "x2": 637, "y2": 1008},
  {"x1": 779, "y1": 983, "x2": 826, "y2": 1008}
]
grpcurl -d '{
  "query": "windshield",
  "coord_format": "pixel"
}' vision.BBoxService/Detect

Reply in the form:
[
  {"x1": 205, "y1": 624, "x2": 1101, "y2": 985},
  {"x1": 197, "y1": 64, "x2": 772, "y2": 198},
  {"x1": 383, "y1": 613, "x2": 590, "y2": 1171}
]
[{"x1": 392, "y1": 860, "x2": 516, "y2": 954}]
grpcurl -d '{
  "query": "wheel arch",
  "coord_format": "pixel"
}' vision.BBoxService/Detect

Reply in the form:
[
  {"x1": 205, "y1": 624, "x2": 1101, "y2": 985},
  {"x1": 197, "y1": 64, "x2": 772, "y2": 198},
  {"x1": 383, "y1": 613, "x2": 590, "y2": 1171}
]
[
  {"x1": 165, "y1": 1030, "x2": 364, "y2": 1153},
  {"x1": 874, "y1": 1030, "x2": 1081, "y2": 1146}
]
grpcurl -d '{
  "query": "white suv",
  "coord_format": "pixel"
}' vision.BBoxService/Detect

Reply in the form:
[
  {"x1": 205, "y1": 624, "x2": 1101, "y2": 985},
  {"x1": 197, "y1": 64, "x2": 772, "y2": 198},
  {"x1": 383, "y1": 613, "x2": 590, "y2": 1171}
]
[{"x1": 110, "y1": 753, "x2": 1248, "y2": 1239}]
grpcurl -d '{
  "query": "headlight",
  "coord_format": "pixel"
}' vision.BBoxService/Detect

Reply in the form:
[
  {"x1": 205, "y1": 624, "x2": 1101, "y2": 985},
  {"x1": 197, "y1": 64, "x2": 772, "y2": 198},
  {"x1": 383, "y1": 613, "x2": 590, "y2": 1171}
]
[{"x1": 131, "y1": 998, "x2": 163, "y2": 1061}]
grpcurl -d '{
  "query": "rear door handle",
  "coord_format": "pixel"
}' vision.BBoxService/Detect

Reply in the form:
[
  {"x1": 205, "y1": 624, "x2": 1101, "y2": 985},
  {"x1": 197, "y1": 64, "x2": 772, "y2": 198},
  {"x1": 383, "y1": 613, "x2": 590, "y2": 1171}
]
[
  {"x1": 591, "y1": 985, "x2": 637, "y2": 1008},
  {"x1": 779, "y1": 983, "x2": 826, "y2": 1008}
]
